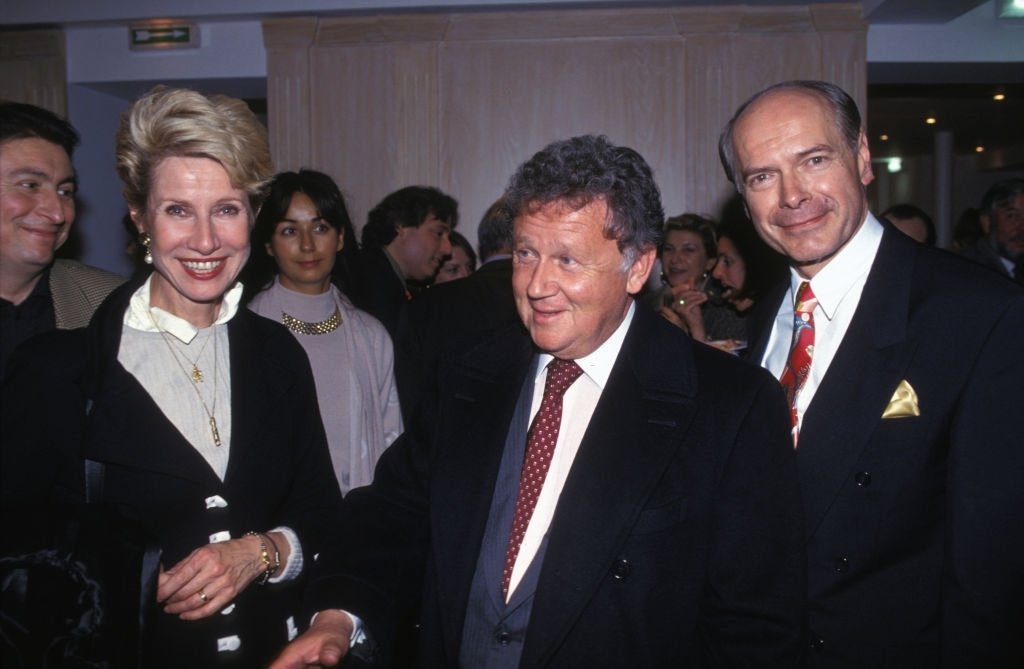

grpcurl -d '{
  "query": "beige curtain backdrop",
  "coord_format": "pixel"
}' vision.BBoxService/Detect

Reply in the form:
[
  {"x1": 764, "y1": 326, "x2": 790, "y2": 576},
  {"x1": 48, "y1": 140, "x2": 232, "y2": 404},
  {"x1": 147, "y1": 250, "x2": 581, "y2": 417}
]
[
  {"x1": 263, "y1": 4, "x2": 866, "y2": 242},
  {"x1": 0, "y1": 30, "x2": 67, "y2": 115}
]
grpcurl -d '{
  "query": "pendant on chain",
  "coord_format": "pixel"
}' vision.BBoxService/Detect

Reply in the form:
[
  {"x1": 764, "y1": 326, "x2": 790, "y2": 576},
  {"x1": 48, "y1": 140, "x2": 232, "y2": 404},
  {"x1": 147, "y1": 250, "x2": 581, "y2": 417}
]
[{"x1": 210, "y1": 417, "x2": 222, "y2": 447}]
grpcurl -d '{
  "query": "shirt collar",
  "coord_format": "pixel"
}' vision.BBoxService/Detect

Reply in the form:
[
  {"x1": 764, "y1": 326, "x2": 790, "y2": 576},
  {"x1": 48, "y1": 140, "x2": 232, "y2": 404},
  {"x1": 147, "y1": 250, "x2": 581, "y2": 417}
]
[
  {"x1": 381, "y1": 247, "x2": 408, "y2": 290},
  {"x1": 790, "y1": 212, "x2": 883, "y2": 320},
  {"x1": 124, "y1": 274, "x2": 243, "y2": 343},
  {"x1": 536, "y1": 300, "x2": 636, "y2": 391}
]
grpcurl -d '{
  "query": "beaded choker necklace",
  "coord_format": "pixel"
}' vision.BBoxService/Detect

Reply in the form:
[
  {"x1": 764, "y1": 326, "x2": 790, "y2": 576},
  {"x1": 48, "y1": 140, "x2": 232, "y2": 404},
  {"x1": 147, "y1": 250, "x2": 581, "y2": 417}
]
[{"x1": 281, "y1": 305, "x2": 341, "y2": 336}]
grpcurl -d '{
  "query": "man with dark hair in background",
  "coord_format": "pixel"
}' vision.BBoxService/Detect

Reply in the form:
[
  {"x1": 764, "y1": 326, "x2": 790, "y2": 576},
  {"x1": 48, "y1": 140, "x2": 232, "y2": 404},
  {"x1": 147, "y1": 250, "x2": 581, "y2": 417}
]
[
  {"x1": 395, "y1": 197, "x2": 520, "y2": 422},
  {"x1": 961, "y1": 178, "x2": 1024, "y2": 284},
  {"x1": 722, "y1": 79, "x2": 1024, "y2": 667},
  {"x1": 347, "y1": 185, "x2": 457, "y2": 337},
  {"x1": 880, "y1": 202, "x2": 935, "y2": 246},
  {"x1": 0, "y1": 101, "x2": 124, "y2": 381},
  {"x1": 271, "y1": 135, "x2": 804, "y2": 668}
]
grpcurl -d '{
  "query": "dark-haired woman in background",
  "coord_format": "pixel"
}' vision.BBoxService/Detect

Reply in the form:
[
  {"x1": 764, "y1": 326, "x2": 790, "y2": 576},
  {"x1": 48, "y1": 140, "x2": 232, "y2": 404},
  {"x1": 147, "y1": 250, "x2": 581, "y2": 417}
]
[
  {"x1": 244, "y1": 170, "x2": 402, "y2": 495},
  {"x1": 708, "y1": 212, "x2": 788, "y2": 352},
  {"x1": 434, "y1": 230, "x2": 477, "y2": 284}
]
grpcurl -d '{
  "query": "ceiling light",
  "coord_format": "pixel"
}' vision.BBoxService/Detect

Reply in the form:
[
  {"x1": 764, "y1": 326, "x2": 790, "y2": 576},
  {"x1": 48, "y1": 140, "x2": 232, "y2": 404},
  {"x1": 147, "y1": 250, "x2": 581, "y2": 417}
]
[
  {"x1": 925, "y1": 117, "x2": 937, "y2": 125},
  {"x1": 976, "y1": 146, "x2": 985, "y2": 153},
  {"x1": 993, "y1": 93, "x2": 1006, "y2": 101},
  {"x1": 887, "y1": 157, "x2": 902, "y2": 173},
  {"x1": 880, "y1": 133, "x2": 889, "y2": 141},
  {"x1": 997, "y1": 0, "x2": 1024, "y2": 17}
]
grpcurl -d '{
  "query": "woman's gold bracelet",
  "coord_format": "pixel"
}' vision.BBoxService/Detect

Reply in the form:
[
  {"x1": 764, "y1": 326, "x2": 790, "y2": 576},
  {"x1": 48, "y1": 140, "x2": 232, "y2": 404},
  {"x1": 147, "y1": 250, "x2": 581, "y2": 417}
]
[{"x1": 246, "y1": 531, "x2": 281, "y2": 585}]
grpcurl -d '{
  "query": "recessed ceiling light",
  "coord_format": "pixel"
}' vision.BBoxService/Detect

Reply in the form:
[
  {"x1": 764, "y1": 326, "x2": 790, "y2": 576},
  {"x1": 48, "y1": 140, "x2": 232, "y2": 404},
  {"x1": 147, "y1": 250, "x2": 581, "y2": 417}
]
[
  {"x1": 888, "y1": 157, "x2": 902, "y2": 173},
  {"x1": 993, "y1": 93, "x2": 1006, "y2": 101},
  {"x1": 925, "y1": 117, "x2": 937, "y2": 125},
  {"x1": 997, "y1": 0, "x2": 1024, "y2": 17},
  {"x1": 995, "y1": 0, "x2": 1024, "y2": 17},
  {"x1": 976, "y1": 146, "x2": 985, "y2": 153},
  {"x1": 880, "y1": 134, "x2": 889, "y2": 141}
]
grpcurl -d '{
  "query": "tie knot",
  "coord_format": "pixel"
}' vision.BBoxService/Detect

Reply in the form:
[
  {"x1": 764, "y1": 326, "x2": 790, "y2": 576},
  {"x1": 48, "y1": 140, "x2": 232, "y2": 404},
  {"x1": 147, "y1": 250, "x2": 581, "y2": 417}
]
[
  {"x1": 544, "y1": 358, "x2": 584, "y2": 398},
  {"x1": 795, "y1": 282, "x2": 817, "y2": 315}
]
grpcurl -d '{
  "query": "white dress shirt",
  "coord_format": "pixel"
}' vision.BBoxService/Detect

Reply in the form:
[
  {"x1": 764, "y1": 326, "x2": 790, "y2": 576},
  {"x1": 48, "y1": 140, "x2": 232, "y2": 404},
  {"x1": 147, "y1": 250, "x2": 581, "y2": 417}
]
[
  {"x1": 761, "y1": 213, "x2": 884, "y2": 432},
  {"x1": 506, "y1": 301, "x2": 636, "y2": 599}
]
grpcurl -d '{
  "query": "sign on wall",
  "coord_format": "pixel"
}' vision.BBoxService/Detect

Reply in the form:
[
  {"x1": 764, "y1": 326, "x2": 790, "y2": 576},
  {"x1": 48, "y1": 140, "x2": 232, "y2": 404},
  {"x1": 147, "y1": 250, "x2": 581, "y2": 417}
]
[{"x1": 129, "y1": 23, "x2": 199, "y2": 50}]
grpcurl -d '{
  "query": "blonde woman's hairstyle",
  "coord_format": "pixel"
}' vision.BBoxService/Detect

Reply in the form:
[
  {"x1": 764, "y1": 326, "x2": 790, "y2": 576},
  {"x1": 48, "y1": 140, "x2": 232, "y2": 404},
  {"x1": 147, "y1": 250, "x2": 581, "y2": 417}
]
[{"x1": 116, "y1": 85, "x2": 272, "y2": 216}]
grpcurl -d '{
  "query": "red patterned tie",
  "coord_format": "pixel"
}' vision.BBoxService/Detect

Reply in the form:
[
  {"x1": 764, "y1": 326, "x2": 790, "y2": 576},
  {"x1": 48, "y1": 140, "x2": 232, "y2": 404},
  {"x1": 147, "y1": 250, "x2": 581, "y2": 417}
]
[
  {"x1": 778, "y1": 282, "x2": 817, "y2": 445},
  {"x1": 501, "y1": 357, "x2": 584, "y2": 599}
]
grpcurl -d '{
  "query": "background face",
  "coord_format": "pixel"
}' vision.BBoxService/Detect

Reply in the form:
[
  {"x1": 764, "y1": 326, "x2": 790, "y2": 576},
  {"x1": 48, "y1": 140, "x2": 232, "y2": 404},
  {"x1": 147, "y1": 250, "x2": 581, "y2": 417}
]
[
  {"x1": 512, "y1": 199, "x2": 653, "y2": 360},
  {"x1": 660, "y1": 229, "x2": 711, "y2": 287},
  {"x1": 434, "y1": 245, "x2": 473, "y2": 284},
  {"x1": 0, "y1": 138, "x2": 76, "y2": 275},
  {"x1": 731, "y1": 90, "x2": 873, "y2": 278},
  {"x1": 390, "y1": 214, "x2": 452, "y2": 281},
  {"x1": 136, "y1": 156, "x2": 251, "y2": 322},
  {"x1": 988, "y1": 194, "x2": 1024, "y2": 260},
  {"x1": 711, "y1": 235, "x2": 747, "y2": 303},
  {"x1": 889, "y1": 216, "x2": 929, "y2": 244},
  {"x1": 267, "y1": 191, "x2": 342, "y2": 294}
]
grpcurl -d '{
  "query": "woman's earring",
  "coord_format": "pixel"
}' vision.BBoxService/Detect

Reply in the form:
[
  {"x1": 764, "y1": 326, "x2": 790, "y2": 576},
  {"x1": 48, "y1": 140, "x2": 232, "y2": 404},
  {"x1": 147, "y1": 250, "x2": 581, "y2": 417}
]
[{"x1": 140, "y1": 232, "x2": 153, "y2": 265}]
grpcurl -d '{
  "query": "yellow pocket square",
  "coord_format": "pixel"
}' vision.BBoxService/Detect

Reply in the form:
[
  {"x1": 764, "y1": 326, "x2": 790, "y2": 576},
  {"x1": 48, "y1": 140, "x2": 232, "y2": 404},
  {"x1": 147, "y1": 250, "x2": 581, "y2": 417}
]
[{"x1": 882, "y1": 379, "x2": 920, "y2": 419}]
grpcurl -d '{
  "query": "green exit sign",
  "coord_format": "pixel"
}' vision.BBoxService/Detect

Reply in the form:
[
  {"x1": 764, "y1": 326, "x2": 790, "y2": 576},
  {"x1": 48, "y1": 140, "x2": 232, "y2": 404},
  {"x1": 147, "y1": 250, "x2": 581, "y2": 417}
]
[{"x1": 129, "y1": 23, "x2": 199, "y2": 50}]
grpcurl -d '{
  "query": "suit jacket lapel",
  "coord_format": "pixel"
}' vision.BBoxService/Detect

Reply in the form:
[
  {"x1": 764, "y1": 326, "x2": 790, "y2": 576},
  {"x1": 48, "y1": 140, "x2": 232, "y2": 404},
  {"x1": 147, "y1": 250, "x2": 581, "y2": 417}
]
[
  {"x1": 429, "y1": 325, "x2": 536, "y2": 659},
  {"x1": 522, "y1": 308, "x2": 698, "y2": 666},
  {"x1": 798, "y1": 229, "x2": 918, "y2": 537}
]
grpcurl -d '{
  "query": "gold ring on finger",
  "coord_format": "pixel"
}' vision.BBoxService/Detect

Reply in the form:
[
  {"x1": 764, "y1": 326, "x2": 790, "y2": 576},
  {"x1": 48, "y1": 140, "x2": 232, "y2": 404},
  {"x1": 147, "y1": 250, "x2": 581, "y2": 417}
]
[
  {"x1": 198, "y1": 589, "x2": 209, "y2": 603},
  {"x1": 678, "y1": 299, "x2": 686, "y2": 306}
]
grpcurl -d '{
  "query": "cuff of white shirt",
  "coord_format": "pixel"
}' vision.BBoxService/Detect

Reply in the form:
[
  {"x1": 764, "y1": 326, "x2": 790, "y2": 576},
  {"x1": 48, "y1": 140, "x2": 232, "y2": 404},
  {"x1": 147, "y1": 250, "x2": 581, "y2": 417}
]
[
  {"x1": 310, "y1": 610, "x2": 368, "y2": 652},
  {"x1": 267, "y1": 526, "x2": 303, "y2": 583}
]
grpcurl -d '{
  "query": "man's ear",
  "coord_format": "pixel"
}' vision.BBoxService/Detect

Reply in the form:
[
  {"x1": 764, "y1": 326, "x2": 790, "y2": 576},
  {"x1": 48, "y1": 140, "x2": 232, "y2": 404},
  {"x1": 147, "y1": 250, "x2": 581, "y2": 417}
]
[
  {"x1": 626, "y1": 247, "x2": 657, "y2": 295},
  {"x1": 856, "y1": 130, "x2": 874, "y2": 187}
]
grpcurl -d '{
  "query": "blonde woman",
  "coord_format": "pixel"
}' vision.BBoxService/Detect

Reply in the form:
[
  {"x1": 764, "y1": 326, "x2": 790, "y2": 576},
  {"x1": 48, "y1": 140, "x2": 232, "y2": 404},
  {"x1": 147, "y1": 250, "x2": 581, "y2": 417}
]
[{"x1": 2, "y1": 87, "x2": 341, "y2": 666}]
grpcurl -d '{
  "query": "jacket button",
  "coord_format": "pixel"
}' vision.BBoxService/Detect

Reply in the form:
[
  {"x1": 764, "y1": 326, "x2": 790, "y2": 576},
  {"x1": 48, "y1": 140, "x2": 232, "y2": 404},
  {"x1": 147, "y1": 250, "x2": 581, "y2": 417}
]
[
  {"x1": 610, "y1": 559, "x2": 630, "y2": 580},
  {"x1": 855, "y1": 471, "x2": 872, "y2": 486},
  {"x1": 809, "y1": 637, "x2": 825, "y2": 652},
  {"x1": 834, "y1": 557, "x2": 848, "y2": 572},
  {"x1": 495, "y1": 631, "x2": 512, "y2": 646}
]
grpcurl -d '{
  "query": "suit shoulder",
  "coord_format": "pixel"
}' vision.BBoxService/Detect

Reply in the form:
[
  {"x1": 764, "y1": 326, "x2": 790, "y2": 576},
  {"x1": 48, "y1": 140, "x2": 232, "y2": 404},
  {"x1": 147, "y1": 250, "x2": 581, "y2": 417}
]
[
  {"x1": 235, "y1": 309, "x2": 310, "y2": 366},
  {"x1": 52, "y1": 259, "x2": 126, "y2": 291},
  {"x1": 628, "y1": 305, "x2": 779, "y2": 398},
  {"x1": 911, "y1": 244, "x2": 1024, "y2": 307}
]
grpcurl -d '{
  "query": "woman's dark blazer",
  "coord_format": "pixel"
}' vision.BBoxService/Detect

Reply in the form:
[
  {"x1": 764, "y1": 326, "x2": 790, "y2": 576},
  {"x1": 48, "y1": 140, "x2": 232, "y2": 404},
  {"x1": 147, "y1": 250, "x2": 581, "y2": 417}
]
[{"x1": 1, "y1": 279, "x2": 343, "y2": 667}]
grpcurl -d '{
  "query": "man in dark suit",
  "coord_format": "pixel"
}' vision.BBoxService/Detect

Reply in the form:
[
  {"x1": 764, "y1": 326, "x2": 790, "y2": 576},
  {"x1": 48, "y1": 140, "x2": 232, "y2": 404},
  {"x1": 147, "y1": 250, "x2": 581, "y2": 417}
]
[
  {"x1": 960, "y1": 178, "x2": 1024, "y2": 284},
  {"x1": 347, "y1": 186, "x2": 458, "y2": 338},
  {"x1": 271, "y1": 135, "x2": 804, "y2": 668},
  {"x1": 395, "y1": 197, "x2": 519, "y2": 422},
  {"x1": 720, "y1": 80, "x2": 1024, "y2": 667}
]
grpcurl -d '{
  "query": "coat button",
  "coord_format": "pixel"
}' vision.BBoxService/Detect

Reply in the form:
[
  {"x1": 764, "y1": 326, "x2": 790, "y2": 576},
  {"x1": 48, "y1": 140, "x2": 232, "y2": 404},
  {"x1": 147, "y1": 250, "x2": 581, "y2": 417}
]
[
  {"x1": 809, "y1": 637, "x2": 825, "y2": 652},
  {"x1": 495, "y1": 631, "x2": 512, "y2": 646},
  {"x1": 834, "y1": 557, "x2": 848, "y2": 572},
  {"x1": 610, "y1": 559, "x2": 630, "y2": 580},
  {"x1": 855, "y1": 471, "x2": 872, "y2": 486}
]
